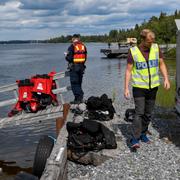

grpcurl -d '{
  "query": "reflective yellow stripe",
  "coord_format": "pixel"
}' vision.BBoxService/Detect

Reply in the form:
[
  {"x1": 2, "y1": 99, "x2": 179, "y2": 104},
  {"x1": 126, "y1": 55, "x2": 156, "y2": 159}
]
[
  {"x1": 75, "y1": 46, "x2": 79, "y2": 51},
  {"x1": 132, "y1": 80, "x2": 160, "y2": 87},
  {"x1": 132, "y1": 73, "x2": 159, "y2": 79},
  {"x1": 81, "y1": 45, "x2": 85, "y2": 50},
  {"x1": 74, "y1": 58, "x2": 85, "y2": 63}
]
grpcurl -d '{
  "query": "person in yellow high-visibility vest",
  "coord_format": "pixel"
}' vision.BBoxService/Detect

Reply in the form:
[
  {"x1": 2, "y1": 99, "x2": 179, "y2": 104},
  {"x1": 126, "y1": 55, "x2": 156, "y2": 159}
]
[{"x1": 124, "y1": 29, "x2": 170, "y2": 149}]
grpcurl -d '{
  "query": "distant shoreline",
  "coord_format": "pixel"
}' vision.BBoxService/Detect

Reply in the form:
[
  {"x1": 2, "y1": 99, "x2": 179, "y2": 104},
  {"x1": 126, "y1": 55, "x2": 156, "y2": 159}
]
[
  {"x1": 0, "y1": 40, "x2": 47, "y2": 44},
  {"x1": 0, "y1": 41, "x2": 106, "y2": 44}
]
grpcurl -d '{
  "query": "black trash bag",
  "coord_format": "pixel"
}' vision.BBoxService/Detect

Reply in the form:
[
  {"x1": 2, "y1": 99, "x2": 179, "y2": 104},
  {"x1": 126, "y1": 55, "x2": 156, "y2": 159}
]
[
  {"x1": 125, "y1": 109, "x2": 135, "y2": 122},
  {"x1": 73, "y1": 134, "x2": 93, "y2": 144},
  {"x1": 67, "y1": 122, "x2": 94, "y2": 152},
  {"x1": 68, "y1": 133, "x2": 95, "y2": 152},
  {"x1": 100, "y1": 94, "x2": 116, "y2": 119},
  {"x1": 67, "y1": 120, "x2": 117, "y2": 155},
  {"x1": 86, "y1": 94, "x2": 115, "y2": 120},
  {"x1": 88, "y1": 111, "x2": 110, "y2": 121},
  {"x1": 101, "y1": 124, "x2": 117, "y2": 149},
  {"x1": 66, "y1": 122, "x2": 82, "y2": 132},
  {"x1": 86, "y1": 96, "x2": 102, "y2": 110},
  {"x1": 81, "y1": 119, "x2": 101, "y2": 134}
]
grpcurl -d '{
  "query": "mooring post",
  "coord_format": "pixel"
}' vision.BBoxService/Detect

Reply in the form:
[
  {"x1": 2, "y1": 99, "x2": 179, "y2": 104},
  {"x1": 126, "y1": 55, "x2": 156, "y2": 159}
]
[
  {"x1": 175, "y1": 20, "x2": 180, "y2": 115},
  {"x1": 56, "y1": 103, "x2": 70, "y2": 136}
]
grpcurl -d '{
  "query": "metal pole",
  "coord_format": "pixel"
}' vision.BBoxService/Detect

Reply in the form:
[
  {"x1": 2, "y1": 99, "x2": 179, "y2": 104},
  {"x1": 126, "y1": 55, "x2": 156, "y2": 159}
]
[{"x1": 175, "y1": 29, "x2": 180, "y2": 115}]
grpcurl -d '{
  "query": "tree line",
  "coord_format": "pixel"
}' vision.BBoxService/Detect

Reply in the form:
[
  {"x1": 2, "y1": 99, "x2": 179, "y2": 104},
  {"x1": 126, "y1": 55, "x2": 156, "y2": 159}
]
[{"x1": 48, "y1": 10, "x2": 180, "y2": 44}]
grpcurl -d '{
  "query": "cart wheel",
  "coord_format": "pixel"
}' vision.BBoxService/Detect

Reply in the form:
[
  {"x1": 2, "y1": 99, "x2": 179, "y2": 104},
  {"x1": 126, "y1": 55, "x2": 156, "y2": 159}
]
[{"x1": 32, "y1": 135, "x2": 55, "y2": 178}]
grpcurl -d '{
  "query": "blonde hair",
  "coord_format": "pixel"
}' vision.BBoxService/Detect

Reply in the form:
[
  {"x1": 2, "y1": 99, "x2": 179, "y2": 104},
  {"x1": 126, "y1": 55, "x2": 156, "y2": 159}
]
[{"x1": 140, "y1": 29, "x2": 155, "y2": 40}]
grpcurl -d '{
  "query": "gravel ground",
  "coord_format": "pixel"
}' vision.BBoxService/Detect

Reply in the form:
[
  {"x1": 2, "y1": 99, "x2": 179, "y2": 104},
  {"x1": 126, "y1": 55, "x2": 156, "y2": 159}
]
[{"x1": 67, "y1": 100, "x2": 180, "y2": 180}]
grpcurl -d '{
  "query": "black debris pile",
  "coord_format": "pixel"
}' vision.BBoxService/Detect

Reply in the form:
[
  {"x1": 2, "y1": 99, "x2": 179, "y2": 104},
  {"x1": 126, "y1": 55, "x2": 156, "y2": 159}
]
[
  {"x1": 124, "y1": 108, "x2": 135, "y2": 122},
  {"x1": 86, "y1": 94, "x2": 116, "y2": 121},
  {"x1": 67, "y1": 119, "x2": 117, "y2": 164}
]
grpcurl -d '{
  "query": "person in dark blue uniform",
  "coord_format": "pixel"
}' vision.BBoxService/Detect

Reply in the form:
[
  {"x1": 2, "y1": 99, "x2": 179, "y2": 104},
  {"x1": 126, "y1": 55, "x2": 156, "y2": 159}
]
[{"x1": 65, "y1": 34, "x2": 87, "y2": 104}]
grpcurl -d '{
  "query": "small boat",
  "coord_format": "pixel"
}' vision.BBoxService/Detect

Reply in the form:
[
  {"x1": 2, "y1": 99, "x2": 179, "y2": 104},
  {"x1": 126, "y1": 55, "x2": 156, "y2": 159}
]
[{"x1": 100, "y1": 44, "x2": 130, "y2": 58}]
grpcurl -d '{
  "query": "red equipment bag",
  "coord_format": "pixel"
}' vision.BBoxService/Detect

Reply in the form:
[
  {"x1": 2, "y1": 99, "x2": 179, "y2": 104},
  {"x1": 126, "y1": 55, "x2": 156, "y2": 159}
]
[
  {"x1": 17, "y1": 79, "x2": 39, "y2": 113},
  {"x1": 8, "y1": 71, "x2": 58, "y2": 117},
  {"x1": 8, "y1": 79, "x2": 39, "y2": 117},
  {"x1": 31, "y1": 71, "x2": 58, "y2": 106},
  {"x1": 17, "y1": 79, "x2": 34, "y2": 102}
]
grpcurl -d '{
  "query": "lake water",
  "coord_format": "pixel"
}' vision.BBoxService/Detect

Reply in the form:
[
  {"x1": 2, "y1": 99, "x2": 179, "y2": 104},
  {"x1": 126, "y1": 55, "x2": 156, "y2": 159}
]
[{"x1": 0, "y1": 43, "x2": 177, "y2": 179}]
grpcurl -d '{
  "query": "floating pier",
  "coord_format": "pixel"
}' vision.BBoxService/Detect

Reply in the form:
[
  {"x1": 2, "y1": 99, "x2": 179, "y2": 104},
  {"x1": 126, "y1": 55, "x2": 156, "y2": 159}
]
[
  {"x1": 100, "y1": 46, "x2": 129, "y2": 58},
  {"x1": 100, "y1": 44, "x2": 176, "y2": 58}
]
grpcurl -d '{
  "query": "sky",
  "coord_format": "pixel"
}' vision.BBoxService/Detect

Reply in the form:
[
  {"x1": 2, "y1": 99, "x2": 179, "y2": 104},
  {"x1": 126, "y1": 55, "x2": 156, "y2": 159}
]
[{"x1": 0, "y1": 0, "x2": 179, "y2": 40}]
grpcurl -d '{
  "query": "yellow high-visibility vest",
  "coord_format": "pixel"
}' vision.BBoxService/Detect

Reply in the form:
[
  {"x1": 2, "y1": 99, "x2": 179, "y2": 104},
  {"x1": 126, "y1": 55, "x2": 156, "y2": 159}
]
[{"x1": 130, "y1": 43, "x2": 160, "y2": 89}]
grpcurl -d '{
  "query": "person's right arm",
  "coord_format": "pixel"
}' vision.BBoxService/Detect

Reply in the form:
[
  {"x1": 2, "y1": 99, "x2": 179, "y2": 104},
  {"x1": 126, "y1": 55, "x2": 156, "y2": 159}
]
[
  {"x1": 65, "y1": 45, "x2": 74, "y2": 63},
  {"x1": 124, "y1": 63, "x2": 133, "y2": 99}
]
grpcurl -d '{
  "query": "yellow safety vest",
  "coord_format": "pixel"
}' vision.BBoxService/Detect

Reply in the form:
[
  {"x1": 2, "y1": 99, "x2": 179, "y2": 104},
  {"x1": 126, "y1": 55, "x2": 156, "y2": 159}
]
[{"x1": 130, "y1": 43, "x2": 160, "y2": 89}]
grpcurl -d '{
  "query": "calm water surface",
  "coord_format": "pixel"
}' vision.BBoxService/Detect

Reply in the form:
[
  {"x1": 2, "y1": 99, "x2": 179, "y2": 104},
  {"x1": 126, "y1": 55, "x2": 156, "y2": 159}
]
[{"x1": 0, "y1": 43, "x2": 176, "y2": 179}]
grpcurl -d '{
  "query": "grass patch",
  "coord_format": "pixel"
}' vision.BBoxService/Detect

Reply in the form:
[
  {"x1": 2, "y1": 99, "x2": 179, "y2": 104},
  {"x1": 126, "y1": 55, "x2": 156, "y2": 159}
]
[
  {"x1": 156, "y1": 80, "x2": 176, "y2": 108},
  {"x1": 164, "y1": 48, "x2": 176, "y2": 59}
]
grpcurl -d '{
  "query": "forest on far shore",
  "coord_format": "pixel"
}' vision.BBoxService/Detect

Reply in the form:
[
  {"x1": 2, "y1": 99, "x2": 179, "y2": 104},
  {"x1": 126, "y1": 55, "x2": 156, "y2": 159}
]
[{"x1": 48, "y1": 10, "x2": 180, "y2": 44}]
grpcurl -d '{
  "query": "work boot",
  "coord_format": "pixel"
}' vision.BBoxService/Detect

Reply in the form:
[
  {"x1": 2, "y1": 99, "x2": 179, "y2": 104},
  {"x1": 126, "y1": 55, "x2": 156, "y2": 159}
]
[
  {"x1": 130, "y1": 138, "x2": 140, "y2": 149},
  {"x1": 140, "y1": 133, "x2": 151, "y2": 144}
]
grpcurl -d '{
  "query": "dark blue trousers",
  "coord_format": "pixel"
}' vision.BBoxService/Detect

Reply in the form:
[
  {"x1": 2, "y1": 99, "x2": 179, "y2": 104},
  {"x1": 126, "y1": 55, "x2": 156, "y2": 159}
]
[{"x1": 70, "y1": 64, "x2": 85, "y2": 101}]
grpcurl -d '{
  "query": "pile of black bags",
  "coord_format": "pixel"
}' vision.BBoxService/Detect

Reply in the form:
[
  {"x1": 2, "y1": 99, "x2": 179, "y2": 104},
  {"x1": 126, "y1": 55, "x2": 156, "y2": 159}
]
[
  {"x1": 67, "y1": 119, "x2": 117, "y2": 160},
  {"x1": 67, "y1": 94, "x2": 117, "y2": 165},
  {"x1": 86, "y1": 94, "x2": 116, "y2": 121}
]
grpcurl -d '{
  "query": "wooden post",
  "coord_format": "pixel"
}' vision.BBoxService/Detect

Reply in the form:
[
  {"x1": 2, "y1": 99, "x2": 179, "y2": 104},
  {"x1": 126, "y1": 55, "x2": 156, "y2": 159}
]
[{"x1": 56, "y1": 103, "x2": 70, "y2": 136}]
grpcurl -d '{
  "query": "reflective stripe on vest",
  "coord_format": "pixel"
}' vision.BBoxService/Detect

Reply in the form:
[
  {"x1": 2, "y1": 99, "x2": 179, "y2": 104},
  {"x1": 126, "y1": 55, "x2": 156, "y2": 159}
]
[
  {"x1": 73, "y1": 43, "x2": 86, "y2": 63},
  {"x1": 130, "y1": 43, "x2": 160, "y2": 89}
]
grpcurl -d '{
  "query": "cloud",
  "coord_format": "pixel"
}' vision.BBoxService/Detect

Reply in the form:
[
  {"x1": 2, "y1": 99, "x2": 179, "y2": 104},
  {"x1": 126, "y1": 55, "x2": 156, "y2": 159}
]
[
  {"x1": 0, "y1": 0, "x2": 179, "y2": 40},
  {"x1": 19, "y1": 0, "x2": 70, "y2": 10}
]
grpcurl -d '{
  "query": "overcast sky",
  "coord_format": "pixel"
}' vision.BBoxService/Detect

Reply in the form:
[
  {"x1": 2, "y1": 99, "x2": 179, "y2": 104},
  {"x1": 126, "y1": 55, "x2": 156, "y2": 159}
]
[{"x1": 0, "y1": 0, "x2": 179, "y2": 40}]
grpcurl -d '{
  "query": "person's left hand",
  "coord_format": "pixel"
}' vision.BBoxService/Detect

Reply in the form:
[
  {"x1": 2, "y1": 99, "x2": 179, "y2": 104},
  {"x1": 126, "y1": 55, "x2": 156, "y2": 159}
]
[{"x1": 164, "y1": 79, "x2": 171, "y2": 90}]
